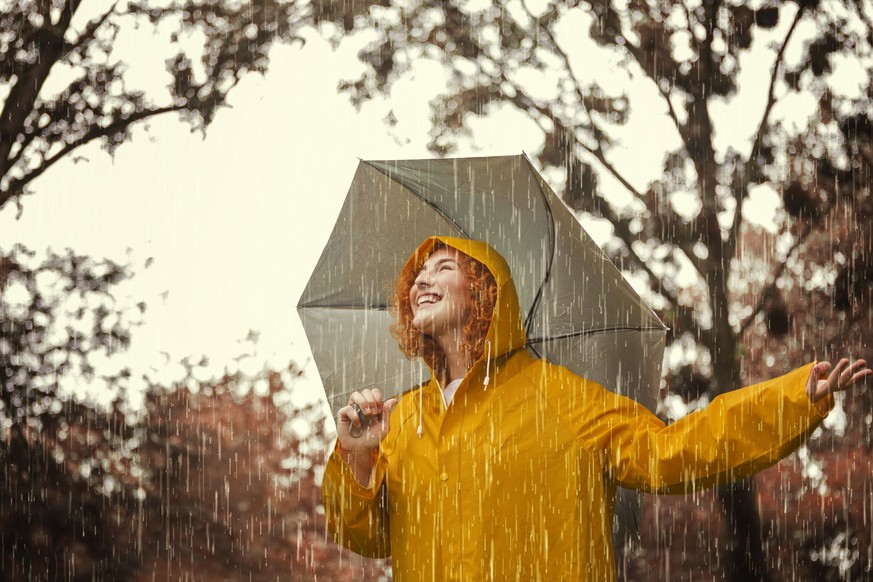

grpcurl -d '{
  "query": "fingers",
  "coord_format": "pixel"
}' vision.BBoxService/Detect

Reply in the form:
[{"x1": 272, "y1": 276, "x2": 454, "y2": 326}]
[
  {"x1": 839, "y1": 359, "x2": 856, "y2": 387},
  {"x1": 817, "y1": 358, "x2": 872, "y2": 397},
  {"x1": 338, "y1": 403, "x2": 363, "y2": 431},
  {"x1": 365, "y1": 397, "x2": 398, "y2": 436},
  {"x1": 844, "y1": 359, "x2": 871, "y2": 388},
  {"x1": 383, "y1": 398, "x2": 399, "y2": 416},
  {"x1": 377, "y1": 398, "x2": 398, "y2": 424},
  {"x1": 829, "y1": 358, "x2": 850, "y2": 390},
  {"x1": 340, "y1": 389, "x2": 376, "y2": 432},
  {"x1": 349, "y1": 389, "x2": 383, "y2": 416},
  {"x1": 814, "y1": 361, "x2": 833, "y2": 377},
  {"x1": 808, "y1": 362, "x2": 831, "y2": 396},
  {"x1": 341, "y1": 390, "x2": 396, "y2": 435}
]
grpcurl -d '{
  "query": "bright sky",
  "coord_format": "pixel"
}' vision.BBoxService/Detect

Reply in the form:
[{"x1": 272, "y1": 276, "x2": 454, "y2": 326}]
[
  {"x1": 1, "y1": 8, "x2": 834, "y2": 416},
  {"x1": 1, "y1": 30, "x2": 542, "y2": 411}
]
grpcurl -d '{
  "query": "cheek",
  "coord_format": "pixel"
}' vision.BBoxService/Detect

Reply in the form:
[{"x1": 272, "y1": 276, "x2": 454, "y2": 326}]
[{"x1": 451, "y1": 285, "x2": 470, "y2": 315}]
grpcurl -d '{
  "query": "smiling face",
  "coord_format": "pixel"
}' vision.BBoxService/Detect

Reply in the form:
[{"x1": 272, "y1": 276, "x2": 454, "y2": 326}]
[
  {"x1": 408, "y1": 248, "x2": 470, "y2": 342},
  {"x1": 390, "y1": 240, "x2": 499, "y2": 378}
]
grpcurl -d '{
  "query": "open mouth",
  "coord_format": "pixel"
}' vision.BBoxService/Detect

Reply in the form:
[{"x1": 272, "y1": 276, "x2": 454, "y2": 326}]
[{"x1": 416, "y1": 293, "x2": 442, "y2": 307}]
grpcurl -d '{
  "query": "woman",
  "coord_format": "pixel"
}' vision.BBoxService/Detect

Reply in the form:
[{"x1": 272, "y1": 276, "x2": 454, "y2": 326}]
[{"x1": 322, "y1": 236, "x2": 870, "y2": 581}]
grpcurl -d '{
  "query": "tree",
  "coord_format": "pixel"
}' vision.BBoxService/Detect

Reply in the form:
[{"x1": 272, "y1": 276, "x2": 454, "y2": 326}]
[
  {"x1": 0, "y1": 246, "x2": 142, "y2": 579},
  {"x1": 126, "y1": 365, "x2": 390, "y2": 580},
  {"x1": 328, "y1": 1, "x2": 873, "y2": 579},
  {"x1": 0, "y1": 247, "x2": 391, "y2": 580},
  {"x1": 0, "y1": 0, "x2": 387, "y2": 214}
]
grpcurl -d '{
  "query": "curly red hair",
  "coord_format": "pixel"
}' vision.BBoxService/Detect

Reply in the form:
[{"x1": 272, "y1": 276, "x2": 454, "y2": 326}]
[{"x1": 390, "y1": 243, "x2": 497, "y2": 378}]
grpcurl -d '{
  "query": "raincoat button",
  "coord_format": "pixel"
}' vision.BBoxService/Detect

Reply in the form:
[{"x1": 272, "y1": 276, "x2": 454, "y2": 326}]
[{"x1": 439, "y1": 472, "x2": 449, "y2": 482}]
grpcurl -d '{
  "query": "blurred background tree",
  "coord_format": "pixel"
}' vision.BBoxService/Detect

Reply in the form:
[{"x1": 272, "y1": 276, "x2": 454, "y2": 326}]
[
  {"x1": 0, "y1": 0, "x2": 389, "y2": 213},
  {"x1": 328, "y1": 0, "x2": 873, "y2": 579},
  {"x1": 0, "y1": 248, "x2": 390, "y2": 580}
]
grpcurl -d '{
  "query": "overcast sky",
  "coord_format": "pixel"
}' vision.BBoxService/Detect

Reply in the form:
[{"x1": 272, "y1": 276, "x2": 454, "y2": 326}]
[{"x1": 1, "y1": 30, "x2": 544, "y2": 411}]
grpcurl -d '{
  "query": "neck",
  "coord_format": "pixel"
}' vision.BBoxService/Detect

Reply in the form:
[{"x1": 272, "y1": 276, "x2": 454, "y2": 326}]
[{"x1": 438, "y1": 337, "x2": 469, "y2": 383}]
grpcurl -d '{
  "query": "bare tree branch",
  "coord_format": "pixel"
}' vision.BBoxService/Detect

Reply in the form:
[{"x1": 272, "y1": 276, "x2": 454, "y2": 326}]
[
  {"x1": 521, "y1": 2, "x2": 615, "y2": 151},
  {"x1": 498, "y1": 62, "x2": 715, "y2": 315},
  {"x1": 738, "y1": 228, "x2": 814, "y2": 337},
  {"x1": 63, "y1": 2, "x2": 119, "y2": 59},
  {"x1": 622, "y1": 17, "x2": 690, "y2": 150},
  {"x1": 691, "y1": 0, "x2": 719, "y2": 216},
  {"x1": 604, "y1": 213, "x2": 702, "y2": 340},
  {"x1": 1, "y1": 105, "x2": 182, "y2": 208},
  {"x1": 733, "y1": 6, "x2": 806, "y2": 246},
  {"x1": 0, "y1": 0, "x2": 81, "y2": 175},
  {"x1": 499, "y1": 77, "x2": 704, "y2": 341}
]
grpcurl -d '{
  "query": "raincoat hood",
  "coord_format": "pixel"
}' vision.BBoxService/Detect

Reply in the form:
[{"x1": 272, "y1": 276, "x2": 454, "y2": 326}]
[{"x1": 403, "y1": 236, "x2": 527, "y2": 363}]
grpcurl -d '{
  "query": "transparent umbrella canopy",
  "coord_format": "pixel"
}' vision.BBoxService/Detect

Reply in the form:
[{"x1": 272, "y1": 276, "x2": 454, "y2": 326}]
[{"x1": 298, "y1": 153, "x2": 667, "y2": 414}]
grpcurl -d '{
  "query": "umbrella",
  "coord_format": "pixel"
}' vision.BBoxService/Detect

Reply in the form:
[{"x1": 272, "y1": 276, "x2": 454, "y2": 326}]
[{"x1": 298, "y1": 153, "x2": 667, "y2": 414}]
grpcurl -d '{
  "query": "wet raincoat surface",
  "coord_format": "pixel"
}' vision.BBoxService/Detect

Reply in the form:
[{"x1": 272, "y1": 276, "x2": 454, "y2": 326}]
[{"x1": 321, "y1": 237, "x2": 832, "y2": 581}]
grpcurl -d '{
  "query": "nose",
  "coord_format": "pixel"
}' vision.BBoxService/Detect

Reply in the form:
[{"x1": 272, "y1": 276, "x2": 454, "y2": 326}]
[{"x1": 415, "y1": 268, "x2": 432, "y2": 288}]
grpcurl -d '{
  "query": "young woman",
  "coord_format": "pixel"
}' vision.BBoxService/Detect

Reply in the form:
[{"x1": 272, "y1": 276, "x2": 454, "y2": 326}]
[{"x1": 322, "y1": 236, "x2": 870, "y2": 581}]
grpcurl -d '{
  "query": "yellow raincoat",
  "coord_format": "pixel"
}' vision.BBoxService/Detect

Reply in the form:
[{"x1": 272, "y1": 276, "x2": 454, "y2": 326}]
[{"x1": 322, "y1": 237, "x2": 832, "y2": 581}]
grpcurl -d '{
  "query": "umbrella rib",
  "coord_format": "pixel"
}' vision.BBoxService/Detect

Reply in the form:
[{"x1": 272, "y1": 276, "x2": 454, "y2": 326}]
[
  {"x1": 521, "y1": 153, "x2": 557, "y2": 338},
  {"x1": 527, "y1": 325, "x2": 667, "y2": 343},
  {"x1": 362, "y1": 160, "x2": 470, "y2": 236}
]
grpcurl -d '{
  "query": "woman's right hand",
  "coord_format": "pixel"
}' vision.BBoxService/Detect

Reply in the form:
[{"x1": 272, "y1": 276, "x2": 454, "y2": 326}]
[{"x1": 337, "y1": 388, "x2": 399, "y2": 453}]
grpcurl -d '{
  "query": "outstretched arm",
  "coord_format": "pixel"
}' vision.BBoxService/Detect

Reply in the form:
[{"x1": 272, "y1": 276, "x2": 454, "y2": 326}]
[
  {"x1": 598, "y1": 359, "x2": 870, "y2": 494},
  {"x1": 572, "y1": 363, "x2": 838, "y2": 494}
]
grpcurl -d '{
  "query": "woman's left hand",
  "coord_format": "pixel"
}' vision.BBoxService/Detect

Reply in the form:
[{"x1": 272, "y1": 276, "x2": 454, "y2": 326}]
[{"x1": 807, "y1": 358, "x2": 872, "y2": 403}]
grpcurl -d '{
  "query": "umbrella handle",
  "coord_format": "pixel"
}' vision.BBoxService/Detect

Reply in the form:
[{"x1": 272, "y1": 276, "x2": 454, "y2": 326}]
[
  {"x1": 348, "y1": 403, "x2": 369, "y2": 438},
  {"x1": 347, "y1": 400, "x2": 395, "y2": 438}
]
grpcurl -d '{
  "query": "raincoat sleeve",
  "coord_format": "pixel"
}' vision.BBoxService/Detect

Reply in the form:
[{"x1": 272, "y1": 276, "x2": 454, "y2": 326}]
[
  {"x1": 574, "y1": 362, "x2": 833, "y2": 494},
  {"x1": 321, "y1": 443, "x2": 391, "y2": 558}
]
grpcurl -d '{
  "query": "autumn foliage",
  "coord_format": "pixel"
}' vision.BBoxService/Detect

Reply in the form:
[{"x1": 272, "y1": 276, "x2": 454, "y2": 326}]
[
  {"x1": 0, "y1": 369, "x2": 385, "y2": 581},
  {"x1": 0, "y1": 247, "x2": 388, "y2": 580},
  {"x1": 0, "y1": 365, "x2": 391, "y2": 581}
]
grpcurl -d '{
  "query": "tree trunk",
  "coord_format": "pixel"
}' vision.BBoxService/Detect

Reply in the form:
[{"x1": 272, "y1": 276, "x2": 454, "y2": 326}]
[
  {"x1": 704, "y1": 276, "x2": 773, "y2": 582},
  {"x1": 711, "y1": 342, "x2": 771, "y2": 581},
  {"x1": 717, "y1": 480, "x2": 772, "y2": 582}
]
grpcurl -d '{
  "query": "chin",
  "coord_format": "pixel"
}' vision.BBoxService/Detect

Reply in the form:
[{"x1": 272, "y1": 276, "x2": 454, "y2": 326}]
[{"x1": 412, "y1": 323, "x2": 433, "y2": 337}]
